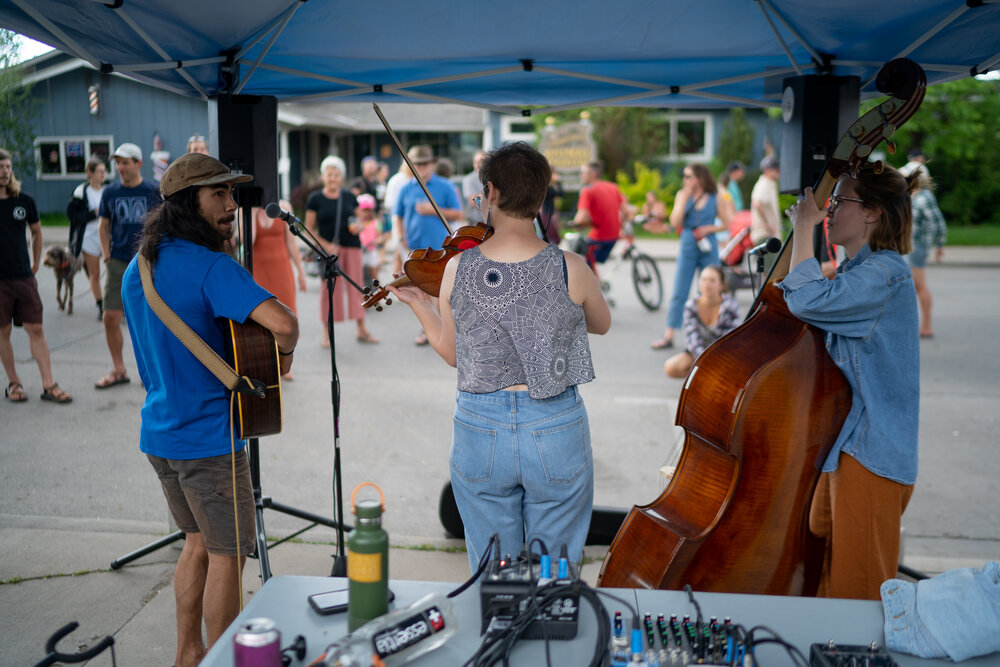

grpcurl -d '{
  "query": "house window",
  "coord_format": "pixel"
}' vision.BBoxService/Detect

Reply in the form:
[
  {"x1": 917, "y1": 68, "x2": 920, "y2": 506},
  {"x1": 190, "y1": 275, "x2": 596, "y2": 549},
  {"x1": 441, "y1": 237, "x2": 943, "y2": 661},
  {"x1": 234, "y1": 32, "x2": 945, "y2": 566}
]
[
  {"x1": 666, "y1": 114, "x2": 712, "y2": 162},
  {"x1": 34, "y1": 136, "x2": 113, "y2": 180}
]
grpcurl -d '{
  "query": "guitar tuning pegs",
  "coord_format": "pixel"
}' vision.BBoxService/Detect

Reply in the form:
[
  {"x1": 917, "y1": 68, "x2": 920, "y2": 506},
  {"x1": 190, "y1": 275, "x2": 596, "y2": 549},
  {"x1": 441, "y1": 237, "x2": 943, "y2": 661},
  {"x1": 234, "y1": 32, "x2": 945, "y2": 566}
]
[
  {"x1": 386, "y1": 297, "x2": 393, "y2": 306},
  {"x1": 375, "y1": 305, "x2": 383, "y2": 312},
  {"x1": 882, "y1": 123, "x2": 896, "y2": 137},
  {"x1": 372, "y1": 279, "x2": 381, "y2": 288},
  {"x1": 856, "y1": 145, "x2": 872, "y2": 158}
]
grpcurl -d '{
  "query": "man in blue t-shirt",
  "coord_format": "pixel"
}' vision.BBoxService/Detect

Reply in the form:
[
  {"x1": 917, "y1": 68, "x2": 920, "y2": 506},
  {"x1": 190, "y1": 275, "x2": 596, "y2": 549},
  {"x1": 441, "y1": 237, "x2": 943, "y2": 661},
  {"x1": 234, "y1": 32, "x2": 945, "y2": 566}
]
[
  {"x1": 96, "y1": 143, "x2": 161, "y2": 389},
  {"x1": 392, "y1": 144, "x2": 463, "y2": 253},
  {"x1": 121, "y1": 153, "x2": 298, "y2": 667},
  {"x1": 391, "y1": 145, "x2": 463, "y2": 345}
]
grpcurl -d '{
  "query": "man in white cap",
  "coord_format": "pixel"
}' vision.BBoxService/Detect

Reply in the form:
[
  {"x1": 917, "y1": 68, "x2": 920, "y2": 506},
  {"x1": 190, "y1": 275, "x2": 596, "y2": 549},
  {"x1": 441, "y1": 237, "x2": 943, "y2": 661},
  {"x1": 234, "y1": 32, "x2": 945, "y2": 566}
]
[
  {"x1": 121, "y1": 152, "x2": 298, "y2": 667},
  {"x1": 95, "y1": 143, "x2": 161, "y2": 389}
]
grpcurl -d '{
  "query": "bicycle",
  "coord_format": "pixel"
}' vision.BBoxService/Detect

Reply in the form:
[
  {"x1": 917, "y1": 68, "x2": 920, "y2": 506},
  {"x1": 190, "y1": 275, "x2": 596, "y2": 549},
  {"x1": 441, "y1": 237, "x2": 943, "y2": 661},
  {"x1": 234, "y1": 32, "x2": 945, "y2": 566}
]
[{"x1": 564, "y1": 220, "x2": 664, "y2": 311}]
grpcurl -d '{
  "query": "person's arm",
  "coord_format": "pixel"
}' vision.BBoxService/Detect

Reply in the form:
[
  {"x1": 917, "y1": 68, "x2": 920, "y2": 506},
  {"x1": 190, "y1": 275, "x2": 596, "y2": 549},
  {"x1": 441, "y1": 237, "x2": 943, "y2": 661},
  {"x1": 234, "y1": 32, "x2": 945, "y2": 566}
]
[
  {"x1": 29, "y1": 221, "x2": 42, "y2": 274},
  {"x1": 285, "y1": 224, "x2": 307, "y2": 291},
  {"x1": 786, "y1": 187, "x2": 826, "y2": 272},
  {"x1": 683, "y1": 300, "x2": 704, "y2": 358},
  {"x1": 565, "y1": 251, "x2": 611, "y2": 334},
  {"x1": 99, "y1": 216, "x2": 112, "y2": 263},
  {"x1": 669, "y1": 189, "x2": 690, "y2": 231},
  {"x1": 305, "y1": 208, "x2": 336, "y2": 255},
  {"x1": 247, "y1": 298, "x2": 299, "y2": 376},
  {"x1": 928, "y1": 193, "x2": 947, "y2": 262},
  {"x1": 573, "y1": 188, "x2": 592, "y2": 227}
]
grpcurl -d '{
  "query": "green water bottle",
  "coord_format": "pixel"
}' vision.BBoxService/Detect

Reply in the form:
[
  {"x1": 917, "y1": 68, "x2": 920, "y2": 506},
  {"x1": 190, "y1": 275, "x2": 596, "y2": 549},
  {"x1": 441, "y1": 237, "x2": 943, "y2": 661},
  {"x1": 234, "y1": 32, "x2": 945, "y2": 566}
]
[{"x1": 347, "y1": 482, "x2": 389, "y2": 631}]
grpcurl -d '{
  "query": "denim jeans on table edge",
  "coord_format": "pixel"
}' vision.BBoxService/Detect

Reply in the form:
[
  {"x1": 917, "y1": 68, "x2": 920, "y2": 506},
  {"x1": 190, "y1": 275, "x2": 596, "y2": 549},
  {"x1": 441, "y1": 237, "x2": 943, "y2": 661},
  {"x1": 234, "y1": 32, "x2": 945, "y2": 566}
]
[{"x1": 450, "y1": 386, "x2": 594, "y2": 572}]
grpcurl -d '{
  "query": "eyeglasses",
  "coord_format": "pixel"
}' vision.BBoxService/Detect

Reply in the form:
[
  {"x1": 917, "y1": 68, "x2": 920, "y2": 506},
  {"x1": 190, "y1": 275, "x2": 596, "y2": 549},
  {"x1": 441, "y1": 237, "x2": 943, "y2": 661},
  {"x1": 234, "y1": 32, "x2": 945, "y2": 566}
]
[{"x1": 828, "y1": 194, "x2": 865, "y2": 212}]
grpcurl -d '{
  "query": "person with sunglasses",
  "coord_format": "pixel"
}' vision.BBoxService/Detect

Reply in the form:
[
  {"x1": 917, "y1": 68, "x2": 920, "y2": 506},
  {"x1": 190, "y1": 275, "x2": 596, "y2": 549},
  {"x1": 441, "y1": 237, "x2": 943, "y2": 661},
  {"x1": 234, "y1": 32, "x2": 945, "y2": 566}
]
[
  {"x1": 388, "y1": 142, "x2": 610, "y2": 572},
  {"x1": 781, "y1": 163, "x2": 920, "y2": 601},
  {"x1": 651, "y1": 163, "x2": 733, "y2": 350}
]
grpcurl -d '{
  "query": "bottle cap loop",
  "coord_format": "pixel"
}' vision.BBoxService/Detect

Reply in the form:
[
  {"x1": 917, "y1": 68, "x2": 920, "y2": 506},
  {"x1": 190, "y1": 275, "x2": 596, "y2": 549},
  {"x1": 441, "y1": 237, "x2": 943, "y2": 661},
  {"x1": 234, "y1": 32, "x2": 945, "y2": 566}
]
[{"x1": 351, "y1": 481, "x2": 386, "y2": 515}]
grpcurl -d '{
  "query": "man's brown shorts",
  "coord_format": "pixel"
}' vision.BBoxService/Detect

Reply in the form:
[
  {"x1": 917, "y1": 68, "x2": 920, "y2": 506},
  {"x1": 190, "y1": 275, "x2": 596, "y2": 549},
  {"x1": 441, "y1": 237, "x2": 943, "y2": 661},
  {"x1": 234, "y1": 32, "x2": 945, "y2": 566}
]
[
  {"x1": 0, "y1": 276, "x2": 44, "y2": 327},
  {"x1": 103, "y1": 258, "x2": 128, "y2": 311},
  {"x1": 147, "y1": 450, "x2": 256, "y2": 557}
]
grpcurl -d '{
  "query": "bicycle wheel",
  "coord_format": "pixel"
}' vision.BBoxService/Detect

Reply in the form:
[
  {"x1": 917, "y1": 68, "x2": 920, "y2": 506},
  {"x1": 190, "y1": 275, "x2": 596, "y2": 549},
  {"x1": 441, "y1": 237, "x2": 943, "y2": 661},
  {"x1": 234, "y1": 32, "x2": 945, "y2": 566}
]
[{"x1": 631, "y1": 252, "x2": 663, "y2": 311}]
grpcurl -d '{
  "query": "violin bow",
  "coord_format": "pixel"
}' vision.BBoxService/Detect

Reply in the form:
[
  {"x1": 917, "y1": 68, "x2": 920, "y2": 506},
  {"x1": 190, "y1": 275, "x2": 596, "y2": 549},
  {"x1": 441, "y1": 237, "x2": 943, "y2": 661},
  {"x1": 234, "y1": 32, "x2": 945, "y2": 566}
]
[{"x1": 372, "y1": 103, "x2": 453, "y2": 236}]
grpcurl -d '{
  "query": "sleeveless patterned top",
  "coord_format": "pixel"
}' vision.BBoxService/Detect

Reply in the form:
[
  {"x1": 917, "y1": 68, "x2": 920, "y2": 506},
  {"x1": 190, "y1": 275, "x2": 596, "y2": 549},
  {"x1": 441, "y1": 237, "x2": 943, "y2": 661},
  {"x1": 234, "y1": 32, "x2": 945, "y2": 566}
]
[{"x1": 451, "y1": 244, "x2": 595, "y2": 399}]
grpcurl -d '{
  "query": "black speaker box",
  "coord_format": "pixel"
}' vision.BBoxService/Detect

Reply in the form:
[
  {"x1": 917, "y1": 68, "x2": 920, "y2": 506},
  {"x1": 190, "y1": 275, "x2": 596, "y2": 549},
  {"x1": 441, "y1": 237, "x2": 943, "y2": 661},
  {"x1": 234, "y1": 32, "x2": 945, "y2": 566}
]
[
  {"x1": 216, "y1": 95, "x2": 278, "y2": 207},
  {"x1": 779, "y1": 75, "x2": 859, "y2": 195}
]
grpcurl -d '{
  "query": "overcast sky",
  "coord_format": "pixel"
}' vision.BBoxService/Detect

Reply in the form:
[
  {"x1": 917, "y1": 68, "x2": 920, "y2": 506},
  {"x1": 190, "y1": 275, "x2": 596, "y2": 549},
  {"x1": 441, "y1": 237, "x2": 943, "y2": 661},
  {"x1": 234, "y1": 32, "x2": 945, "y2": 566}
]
[{"x1": 15, "y1": 34, "x2": 54, "y2": 62}]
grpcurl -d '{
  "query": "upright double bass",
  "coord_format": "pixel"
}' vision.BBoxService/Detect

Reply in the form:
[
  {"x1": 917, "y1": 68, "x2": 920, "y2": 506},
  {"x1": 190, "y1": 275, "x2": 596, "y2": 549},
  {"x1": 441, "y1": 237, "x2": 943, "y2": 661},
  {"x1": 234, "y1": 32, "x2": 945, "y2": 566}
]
[{"x1": 598, "y1": 59, "x2": 926, "y2": 595}]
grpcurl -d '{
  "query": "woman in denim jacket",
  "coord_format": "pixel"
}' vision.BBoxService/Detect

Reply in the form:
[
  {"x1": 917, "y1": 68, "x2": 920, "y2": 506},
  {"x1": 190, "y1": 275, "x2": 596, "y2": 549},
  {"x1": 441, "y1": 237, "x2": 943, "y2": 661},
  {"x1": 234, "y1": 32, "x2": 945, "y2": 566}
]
[{"x1": 781, "y1": 163, "x2": 919, "y2": 600}]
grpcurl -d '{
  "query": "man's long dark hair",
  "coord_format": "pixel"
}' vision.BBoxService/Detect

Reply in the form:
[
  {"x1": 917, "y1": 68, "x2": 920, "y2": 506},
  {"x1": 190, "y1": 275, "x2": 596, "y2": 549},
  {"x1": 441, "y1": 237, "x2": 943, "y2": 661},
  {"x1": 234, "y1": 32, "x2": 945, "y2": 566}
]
[{"x1": 139, "y1": 186, "x2": 225, "y2": 263}]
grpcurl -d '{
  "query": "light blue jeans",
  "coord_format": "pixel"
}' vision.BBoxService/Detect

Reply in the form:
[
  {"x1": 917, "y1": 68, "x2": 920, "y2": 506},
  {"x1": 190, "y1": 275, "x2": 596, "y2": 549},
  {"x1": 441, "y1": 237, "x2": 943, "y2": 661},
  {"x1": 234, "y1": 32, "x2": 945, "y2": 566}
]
[
  {"x1": 450, "y1": 386, "x2": 594, "y2": 572},
  {"x1": 666, "y1": 229, "x2": 720, "y2": 329}
]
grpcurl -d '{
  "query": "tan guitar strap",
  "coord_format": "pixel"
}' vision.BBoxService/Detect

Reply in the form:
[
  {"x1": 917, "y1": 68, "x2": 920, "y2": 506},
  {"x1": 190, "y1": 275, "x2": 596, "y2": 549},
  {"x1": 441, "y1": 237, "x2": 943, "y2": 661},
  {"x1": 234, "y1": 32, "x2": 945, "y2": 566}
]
[{"x1": 138, "y1": 254, "x2": 265, "y2": 397}]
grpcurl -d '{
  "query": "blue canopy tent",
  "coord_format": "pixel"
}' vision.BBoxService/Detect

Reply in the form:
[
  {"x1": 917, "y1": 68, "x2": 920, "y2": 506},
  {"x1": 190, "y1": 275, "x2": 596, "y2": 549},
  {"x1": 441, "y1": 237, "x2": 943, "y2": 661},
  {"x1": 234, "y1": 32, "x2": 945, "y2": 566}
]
[
  {"x1": 2, "y1": 0, "x2": 998, "y2": 111},
  {"x1": 3, "y1": 0, "x2": 999, "y2": 201}
]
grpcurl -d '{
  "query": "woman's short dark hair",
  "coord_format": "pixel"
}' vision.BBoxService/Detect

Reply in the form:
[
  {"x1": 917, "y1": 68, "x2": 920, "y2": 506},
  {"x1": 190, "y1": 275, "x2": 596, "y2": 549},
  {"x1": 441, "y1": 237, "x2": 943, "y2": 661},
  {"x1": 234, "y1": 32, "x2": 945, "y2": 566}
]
[
  {"x1": 139, "y1": 186, "x2": 224, "y2": 263},
  {"x1": 479, "y1": 142, "x2": 552, "y2": 220},
  {"x1": 852, "y1": 162, "x2": 913, "y2": 255}
]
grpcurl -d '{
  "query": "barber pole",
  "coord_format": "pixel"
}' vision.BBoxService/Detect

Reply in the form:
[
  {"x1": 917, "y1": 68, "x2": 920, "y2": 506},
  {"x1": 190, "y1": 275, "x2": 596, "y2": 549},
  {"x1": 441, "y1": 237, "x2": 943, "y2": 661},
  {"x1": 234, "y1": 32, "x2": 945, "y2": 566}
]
[{"x1": 233, "y1": 618, "x2": 281, "y2": 667}]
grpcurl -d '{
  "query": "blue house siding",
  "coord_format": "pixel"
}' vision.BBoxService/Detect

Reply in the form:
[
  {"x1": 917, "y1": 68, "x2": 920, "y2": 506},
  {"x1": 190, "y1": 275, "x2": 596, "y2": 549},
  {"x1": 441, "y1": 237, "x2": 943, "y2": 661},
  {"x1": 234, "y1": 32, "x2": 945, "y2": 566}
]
[{"x1": 19, "y1": 57, "x2": 209, "y2": 214}]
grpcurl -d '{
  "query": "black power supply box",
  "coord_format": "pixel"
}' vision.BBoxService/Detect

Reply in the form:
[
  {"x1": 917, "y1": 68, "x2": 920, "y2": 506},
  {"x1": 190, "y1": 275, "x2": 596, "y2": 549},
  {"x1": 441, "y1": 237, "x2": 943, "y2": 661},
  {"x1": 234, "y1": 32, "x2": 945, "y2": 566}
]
[
  {"x1": 479, "y1": 558, "x2": 580, "y2": 639},
  {"x1": 810, "y1": 641, "x2": 899, "y2": 667}
]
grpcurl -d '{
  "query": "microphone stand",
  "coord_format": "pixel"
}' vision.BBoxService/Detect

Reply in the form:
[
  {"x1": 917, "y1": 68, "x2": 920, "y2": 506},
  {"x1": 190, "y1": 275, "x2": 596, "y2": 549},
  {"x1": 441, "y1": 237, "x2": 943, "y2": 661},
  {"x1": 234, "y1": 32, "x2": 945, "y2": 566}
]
[{"x1": 278, "y1": 207, "x2": 367, "y2": 577}]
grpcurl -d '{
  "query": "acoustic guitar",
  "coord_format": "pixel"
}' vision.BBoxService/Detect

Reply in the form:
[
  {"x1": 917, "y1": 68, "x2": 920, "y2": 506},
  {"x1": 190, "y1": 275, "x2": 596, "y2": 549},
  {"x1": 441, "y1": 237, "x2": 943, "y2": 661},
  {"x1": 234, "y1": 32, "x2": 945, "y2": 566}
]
[{"x1": 222, "y1": 319, "x2": 282, "y2": 439}]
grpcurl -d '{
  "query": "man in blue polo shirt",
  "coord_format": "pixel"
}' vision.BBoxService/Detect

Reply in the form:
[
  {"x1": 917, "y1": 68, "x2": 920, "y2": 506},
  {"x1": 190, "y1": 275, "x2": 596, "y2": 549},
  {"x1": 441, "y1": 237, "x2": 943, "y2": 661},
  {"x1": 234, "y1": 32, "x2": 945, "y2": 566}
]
[{"x1": 121, "y1": 153, "x2": 298, "y2": 667}]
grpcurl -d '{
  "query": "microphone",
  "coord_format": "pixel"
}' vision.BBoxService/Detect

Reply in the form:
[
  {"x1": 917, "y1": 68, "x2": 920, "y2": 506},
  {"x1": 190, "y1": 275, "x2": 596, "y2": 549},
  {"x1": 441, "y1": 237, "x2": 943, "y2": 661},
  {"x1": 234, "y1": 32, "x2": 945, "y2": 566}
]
[
  {"x1": 747, "y1": 237, "x2": 781, "y2": 257},
  {"x1": 265, "y1": 202, "x2": 300, "y2": 225}
]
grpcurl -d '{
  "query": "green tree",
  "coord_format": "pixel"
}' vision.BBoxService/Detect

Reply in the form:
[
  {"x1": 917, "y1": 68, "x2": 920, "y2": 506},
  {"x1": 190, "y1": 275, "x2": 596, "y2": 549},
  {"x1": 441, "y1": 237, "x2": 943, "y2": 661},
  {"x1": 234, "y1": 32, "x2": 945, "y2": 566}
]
[
  {"x1": 0, "y1": 30, "x2": 36, "y2": 168},
  {"x1": 717, "y1": 108, "x2": 754, "y2": 169},
  {"x1": 864, "y1": 77, "x2": 1000, "y2": 226}
]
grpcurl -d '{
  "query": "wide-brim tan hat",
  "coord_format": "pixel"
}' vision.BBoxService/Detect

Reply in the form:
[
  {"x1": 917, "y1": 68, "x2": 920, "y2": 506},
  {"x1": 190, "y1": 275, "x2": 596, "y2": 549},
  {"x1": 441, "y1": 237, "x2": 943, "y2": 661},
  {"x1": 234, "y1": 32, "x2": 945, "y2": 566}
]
[
  {"x1": 160, "y1": 153, "x2": 253, "y2": 197},
  {"x1": 407, "y1": 144, "x2": 435, "y2": 164}
]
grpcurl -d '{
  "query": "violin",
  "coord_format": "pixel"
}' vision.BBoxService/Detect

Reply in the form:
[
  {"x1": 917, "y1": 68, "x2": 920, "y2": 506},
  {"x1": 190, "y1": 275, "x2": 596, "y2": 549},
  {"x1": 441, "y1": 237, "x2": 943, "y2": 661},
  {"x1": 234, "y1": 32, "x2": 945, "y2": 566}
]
[{"x1": 361, "y1": 222, "x2": 494, "y2": 310}]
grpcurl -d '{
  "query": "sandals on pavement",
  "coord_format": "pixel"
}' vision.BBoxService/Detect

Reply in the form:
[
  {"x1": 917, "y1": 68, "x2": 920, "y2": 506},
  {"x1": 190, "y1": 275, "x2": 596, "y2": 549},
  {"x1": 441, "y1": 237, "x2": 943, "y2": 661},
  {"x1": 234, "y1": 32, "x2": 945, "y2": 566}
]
[
  {"x1": 414, "y1": 332, "x2": 429, "y2": 346},
  {"x1": 6, "y1": 382, "x2": 27, "y2": 403},
  {"x1": 95, "y1": 372, "x2": 130, "y2": 389},
  {"x1": 356, "y1": 331, "x2": 380, "y2": 344},
  {"x1": 651, "y1": 337, "x2": 674, "y2": 350},
  {"x1": 40, "y1": 383, "x2": 72, "y2": 403}
]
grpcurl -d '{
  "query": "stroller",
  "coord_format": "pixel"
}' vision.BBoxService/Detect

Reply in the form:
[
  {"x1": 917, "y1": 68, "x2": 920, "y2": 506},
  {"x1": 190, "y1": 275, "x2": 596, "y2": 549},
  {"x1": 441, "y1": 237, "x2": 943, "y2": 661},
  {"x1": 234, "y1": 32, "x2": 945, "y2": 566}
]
[{"x1": 719, "y1": 210, "x2": 755, "y2": 292}]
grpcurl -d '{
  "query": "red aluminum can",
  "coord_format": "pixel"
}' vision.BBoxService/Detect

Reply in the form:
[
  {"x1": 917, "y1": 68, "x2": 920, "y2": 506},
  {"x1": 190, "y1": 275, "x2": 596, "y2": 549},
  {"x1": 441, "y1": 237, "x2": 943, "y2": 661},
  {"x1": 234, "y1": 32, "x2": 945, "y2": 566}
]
[{"x1": 233, "y1": 617, "x2": 281, "y2": 667}]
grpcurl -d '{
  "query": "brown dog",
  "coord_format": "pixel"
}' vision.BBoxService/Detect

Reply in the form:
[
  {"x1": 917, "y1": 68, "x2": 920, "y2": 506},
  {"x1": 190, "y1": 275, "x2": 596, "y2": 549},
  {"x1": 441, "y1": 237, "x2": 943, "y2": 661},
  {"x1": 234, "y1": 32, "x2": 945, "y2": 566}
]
[{"x1": 42, "y1": 245, "x2": 83, "y2": 315}]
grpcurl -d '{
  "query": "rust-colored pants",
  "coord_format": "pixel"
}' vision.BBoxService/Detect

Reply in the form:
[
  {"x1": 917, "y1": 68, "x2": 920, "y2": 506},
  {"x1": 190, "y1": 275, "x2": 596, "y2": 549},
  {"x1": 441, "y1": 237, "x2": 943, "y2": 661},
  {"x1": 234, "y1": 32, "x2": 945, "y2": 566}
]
[{"x1": 809, "y1": 452, "x2": 914, "y2": 600}]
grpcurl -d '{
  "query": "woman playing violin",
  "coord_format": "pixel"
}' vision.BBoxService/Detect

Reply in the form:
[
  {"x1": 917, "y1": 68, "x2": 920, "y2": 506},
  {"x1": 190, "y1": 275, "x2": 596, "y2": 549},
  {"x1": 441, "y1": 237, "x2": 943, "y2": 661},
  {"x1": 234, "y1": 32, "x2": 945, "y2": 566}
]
[
  {"x1": 388, "y1": 142, "x2": 611, "y2": 571},
  {"x1": 781, "y1": 164, "x2": 919, "y2": 600}
]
